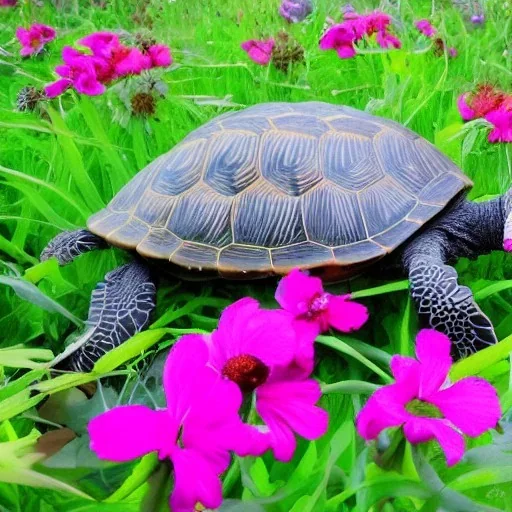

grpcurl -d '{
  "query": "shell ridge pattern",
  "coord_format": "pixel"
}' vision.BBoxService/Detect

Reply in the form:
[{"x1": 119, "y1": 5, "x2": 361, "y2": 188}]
[{"x1": 86, "y1": 102, "x2": 472, "y2": 277}]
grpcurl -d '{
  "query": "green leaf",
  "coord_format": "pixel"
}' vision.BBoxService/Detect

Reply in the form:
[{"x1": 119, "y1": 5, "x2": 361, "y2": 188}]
[
  {"x1": 450, "y1": 333, "x2": 512, "y2": 380},
  {"x1": 448, "y1": 466, "x2": 512, "y2": 492},
  {"x1": 317, "y1": 336, "x2": 392, "y2": 383},
  {"x1": 104, "y1": 453, "x2": 159, "y2": 503},
  {"x1": 321, "y1": 380, "x2": 380, "y2": 395},
  {"x1": 0, "y1": 275, "x2": 82, "y2": 327},
  {"x1": 351, "y1": 280, "x2": 409, "y2": 299},
  {"x1": 92, "y1": 328, "x2": 168, "y2": 373},
  {"x1": 0, "y1": 346, "x2": 54, "y2": 369}
]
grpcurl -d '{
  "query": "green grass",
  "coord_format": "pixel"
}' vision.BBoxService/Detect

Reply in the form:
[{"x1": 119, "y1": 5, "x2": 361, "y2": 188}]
[{"x1": 1, "y1": 0, "x2": 512, "y2": 510}]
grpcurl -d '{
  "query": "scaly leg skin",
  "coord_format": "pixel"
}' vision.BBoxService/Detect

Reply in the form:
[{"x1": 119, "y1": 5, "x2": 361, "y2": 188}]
[
  {"x1": 56, "y1": 261, "x2": 157, "y2": 372},
  {"x1": 408, "y1": 256, "x2": 497, "y2": 359},
  {"x1": 41, "y1": 229, "x2": 107, "y2": 265}
]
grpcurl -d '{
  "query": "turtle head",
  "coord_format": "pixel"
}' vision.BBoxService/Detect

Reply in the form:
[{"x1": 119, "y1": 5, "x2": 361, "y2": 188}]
[{"x1": 503, "y1": 189, "x2": 512, "y2": 252}]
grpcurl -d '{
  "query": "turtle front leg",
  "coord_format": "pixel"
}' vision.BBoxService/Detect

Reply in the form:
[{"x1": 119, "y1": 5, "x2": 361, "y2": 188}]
[
  {"x1": 406, "y1": 254, "x2": 496, "y2": 359},
  {"x1": 55, "y1": 261, "x2": 157, "y2": 372},
  {"x1": 41, "y1": 229, "x2": 107, "y2": 265}
]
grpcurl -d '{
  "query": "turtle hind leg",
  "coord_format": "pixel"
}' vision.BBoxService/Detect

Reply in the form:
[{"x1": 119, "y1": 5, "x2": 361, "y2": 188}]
[
  {"x1": 41, "y1": 229, "x2": 107, "y2": 265},
  {"x1": 408, "y1": 256, "x2": 496, "y2": 359},
  {"x1": 55, "y1": 261, "x2": 157, "y2": 372}
]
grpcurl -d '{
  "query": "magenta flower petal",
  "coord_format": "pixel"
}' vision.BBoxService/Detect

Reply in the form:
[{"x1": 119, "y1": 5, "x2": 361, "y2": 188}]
[
  {"x1": 74, "y1": 71, "x2": 106, "y2": 96},
  {"x1": 170, "y1": 448, "x2": 223, "y2": 512},
  {"x1": 182, "y1": 366, "x2": 265, "y2": 466},
  {"x1": 415, "y1": 19, "x2": 436, "y2": 38},
  {"x1": 114, "y1": 47, "x2": 151, "y2": 76},
  {"x1": 457, "y1": 93, "x2": 476, "y2": 121},
  {"x1": 504, "y1": 239, "x2": 512, "y2": 252},
  {"x1": 403, "y1": 417, "x2": 465, "y2": 466},
  {"x1": 88, "y1": 405, "x2": 176, "y2": 462},
  {"x1": 428, "y1": 377, "x2": 501, "y2": 436},
  {"x1": 275, "y1": 268, "x2": 323, "y2": 316},
  {"x1": 163, "y1": 334, "x2": 210, "y2": 420},
  {"x1": 32, "y1": 23, "x2": 56, "y2": 43},
  {"x1": 241, "y1": 38, "x2": 275, "y2": 66},
  {"x1": 44, "y1": 78, "x2": 72, "y2": 98},
  {"x1": 355, "y1": 383, "x2": 411, "y2": 440},
  {"x1": 485, "y1": 107, "x2": 512, "y2": 143},
  {"x1": 209, "y1": 298, "x2": 297, "y2": 370},
  {"x1": 15, "y1": 27, "x2": 31, "y2": 46},
  {"x1": 148, "y1": 44, "x2": 172, "y2": 67},
  {"x1": 256, "y1": 379, "x2": 328, "y2": 445},
  {"x1": 54, "y1": 64, "x2": 72, "y2": 79},
  {"x1": 319, "y1": 24, "x2": 355, "y2": 53},
  {"x1": 414, "y1": 329, "x2": 452, "y2": 399},
  {"x1": 79, "y1": 31, "x2": 120, "y2": 58},
  {"x1": 327, "y1": 294, "x2": 369, "y2": 332},
  {"x1": 62, "y1": 46, "x2": 85, "y2": 65},
  {"x1": 337, "y1": 45, "x2": 357, "y2": 58},
  {"x1": 389, "y1": 354, "x2": 420, "y2": 383},
  {"x1": 376, "y1": 30, "x2": 401, "y2": 49}
]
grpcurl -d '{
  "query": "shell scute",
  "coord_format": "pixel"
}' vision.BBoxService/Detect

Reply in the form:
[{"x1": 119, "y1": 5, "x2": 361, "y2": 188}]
[
  {"x1": 261, "y1": 132, "x2": 321, "y2": 196},
  {"x1": 303, "y1": 183, "x2": 367, "y2": 245},
  {"x1": 167, "y1": 184, "x2": 233, "y2": 247},
  {"x1": 321, "y1": 132, "x2": 383, "y2": 191},
  {"x1": 271, "y1": 114, "x2": 330, "y2": 138},
  {"x1": 151, "y1": 140, "x2": 205, "y2": 196},
  {"x1": 358, "y1": 176, "x2": 417, "y2": 237},
  {"x1": 205, "y1": 132, "x2": 259, "y2": 196},
  {"x1": 136, "y1": 228, "x2": 181, "y2": 259},
  {"x1": 326, "y1": 116, "x2": 382, "y2": 138},
  {"x1": 374, "y1": 132, "x2": 438, "y2": 194},
  {"x1": 233, "y1": 182, "x2": 306, "y2": 247}
]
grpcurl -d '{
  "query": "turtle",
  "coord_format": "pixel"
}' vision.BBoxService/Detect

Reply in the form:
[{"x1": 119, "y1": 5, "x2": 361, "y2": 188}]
[{"x1": 41, "y1": 101, "x2": 512, "y2": 372}]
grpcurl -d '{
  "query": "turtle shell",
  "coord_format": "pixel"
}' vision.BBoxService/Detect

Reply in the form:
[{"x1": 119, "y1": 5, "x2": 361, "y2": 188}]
[{"x1": 87, "y1": 102, "x2": 472, "y2": 280}]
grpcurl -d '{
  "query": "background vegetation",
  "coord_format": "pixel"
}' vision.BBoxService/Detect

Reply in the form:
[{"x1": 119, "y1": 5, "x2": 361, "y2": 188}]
[{"x1": 0, "y1": 0, "x2": 512, "y2": 510}]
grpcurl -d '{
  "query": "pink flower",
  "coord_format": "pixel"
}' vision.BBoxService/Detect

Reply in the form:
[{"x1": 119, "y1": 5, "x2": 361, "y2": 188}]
[
  {"x1": 279, "y1": 0, "x2": 313, "y2": 23},
  {"x1": 415, "y1": 19, "x2": 437, "y2": 38},
  {"x1": 203, "y1": 297, "x2": 329, "y2": 462},
  {"x1": 45, "y1": 46, "x2": 106, "y2": 98},
  {"x1": 89, "y1": 336, "x2": 258, "y2": 512},
  {"x1": 364, "y1": 10, "x2": 392, "y2": 34},
  {"x1": 112, "y1": 46, "x2": 151, "y2": 75},
  {"x1": 458, "y1": 84, "x2": 506, "y2": 121},
  {"x1": 485, "y1": 106, "x2": 512, "y2": 143},
  {"x1": 78, "y1": 31, "x2": 121, "y2": 59},
  {"x1": 319, "y1": 23, "x2": 358, "y2": 58},
  {"x1": 241, "y1": 38, "x2": 275, "y2": 66},
  {"x1": 276, "y1": 269, "x2": 368, "y2": 342},
  {"x1": 457, "y1": 93, "x2": 476, "y2": 121},
  {"x1": 16, "y1": 23, "x2": 56, "y2": 57},
  {"x1": 147, "y1": 44, "x2": 172, "y2": 67},
  {"x1": 448, "y1": 47, "x2": 458, "y2": 57},
  {"x1": 0, "y1": 0, "x2": 17, "y2": 6},
  {"x1": 320, "y1": 10, "x2": 400, "y2": 58},
  {"x1": 356, "y1": 329, "x2": 501, "y2": 466},
  {"x1": 376, "y1": 30, "x2": 402, "y2": 49}
]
